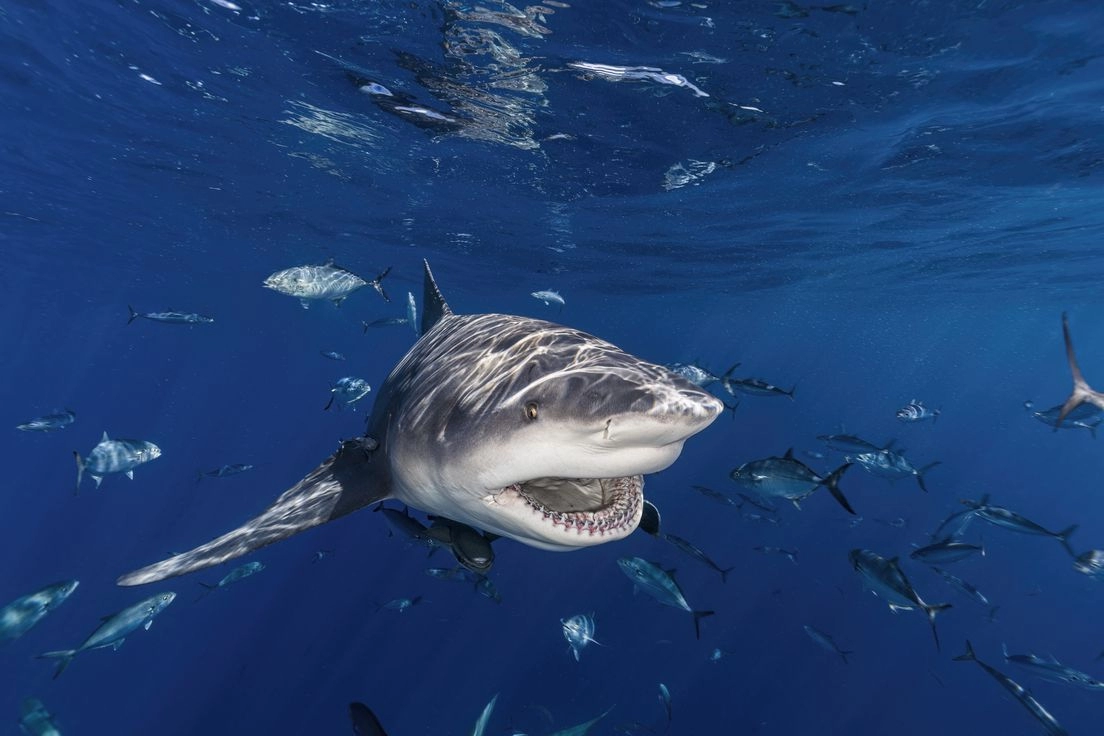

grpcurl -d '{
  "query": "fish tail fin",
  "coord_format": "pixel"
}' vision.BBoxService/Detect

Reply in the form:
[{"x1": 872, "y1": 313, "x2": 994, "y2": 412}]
[
  {"x1": 721, "y1": 362, "x2": 741, "y2": 380},
  {"x1": 194, "y1": 583, "x2": 217, "y2": 602},
  {"x1": 923, "y1": 602, "x2": 952, "y2": 652},
  {"x1": 127, "y1": 305, "x2": 139, "y2": 324},
  {"x1": 692, "y1": 610, "x2": 715, "y2": 640},
  {"x1": 73, "y1": 451, "x2": 84, "y2": 495},
  {"x1": 38, "y1": 650, "x2": 77, "y2": 679},
  {"x1": 720, "y1": 566, "x2": 734, "y2": 584},
  {"x1": 722, "y1": 399, "x2": 739, "y2": 420},
  {"x1": 1058, "y1": 312, "x2": 1104, "y2": 426},
  {"x1": 916, "y1": 461, "x2": 941, "y2": 493},
  {"x1": 839, "y1": 650, "x2": 853, "y2": 664},
  {"x1": 1057, "y1": 525, "x2": 1079, "y2": 557},
  {"x1": 372, "y1": 266, "x2": 392, "y2": 303},
  {"x1": 117, "y1": 438, "x2": 390, "y2": 586},
  {"x1": 953, "y1": 640, "x2": 976, "y2": 663},
  {"x1": 787, "y1": 383, "x2": 797, "y2": 400},
  {"x1": 361, "y1": 320, "x2": 370, "y2": 334},
  {"x1": 820, "y1": 463, "x2": 856, "y2": 515}
]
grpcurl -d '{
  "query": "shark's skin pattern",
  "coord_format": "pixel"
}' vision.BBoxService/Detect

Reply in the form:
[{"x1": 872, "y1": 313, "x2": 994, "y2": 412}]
[{"x1": 118, "y1": 262, "x2": 721, "y2": 585}]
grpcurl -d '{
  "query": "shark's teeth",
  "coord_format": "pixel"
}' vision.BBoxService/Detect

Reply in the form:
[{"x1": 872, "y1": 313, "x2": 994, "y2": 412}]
[{"x1": 513, "y1": 476, "x2": 643, "y2": 536}]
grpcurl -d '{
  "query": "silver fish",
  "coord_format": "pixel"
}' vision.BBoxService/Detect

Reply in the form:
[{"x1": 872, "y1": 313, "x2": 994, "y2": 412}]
[
  {"x1": 531, "y1": 290, "x2": 565, "y2": 308},
  {"x1": 658, "y1": 683, "x2": 671, "y2": 724},
  {"x1": 730, "y1": 449, "x2": 855, "y2": 514},
  {"x1": 689, "y1": 484, "x2": 740, "y2": 507},
  {"x1": 16, "y1": 409, "x2": 76, "y2": 432},
  {"x1": 930, "y1": 567, "x2": 991, "y2": 608},
  {"x1": 1033, "y1": 402, "x2": 1102, "y2": 437},
  {"x1": 263, "y1": 260, "x2": 390, "y2": 309},
  {"x1": 909, "y1": 539, "x2": 984, "y2": 565},
  {"x1": 846, "y1": 449, "x2": 939, "y2": 493},
  {"x1": 361, "y1": 316, "x2": 409, "y2": 331},
  {"x1": 803, "y1": 624, "x2": 853, "y2": 663},
  {"x1": 721, "y1": 371, "x2": 795, "y2": 400},
  {"x1": 661, "y1": 532, "x2": 733, "y2": 582},
  {"x1": 379, "y1": 596, "x2": 423, "y2": 613},
  {"x1": 961, "y1": 495, "x2": 1077, "y2": 557},
  {"x1": 320, "y1": 350, "x2": 347, "y2": 361},
  {"x1": 0, "y1": 580, "x2": 79, "y2": 645},
  {"x1": 324, "y1": 376, "x2": 372, "y2": 411},
  {"x1": 471, "y1": 693, "x2": 498, "y2": 736},
  {"x1": 197, "y1": 561, "x2": 264, "y2": 597},
  {"x1": 1002, "y1": 644, "x2": 1104, "y2": 690},
  {"x1": 817, "y1": 433, "x2": 885, "y2": 454},
  {"x1": 1074, "y1": 549, "x2": 1104, "y2": 577},
  {"x1": 197, "y1": 463, "x2": 254, "y2": 481},
  {"x1": 73, "y1": 431, "x2": 161, "y2": 491},
  {"x1": 38, "y1": 592, "x2": 176, "y2": 678},
  {"x1": 895, "y1": 400, "x2": 940, "y2": 423},
  {"x1": 616, "y1": 556, "x2": 713, "y2": 638},
  {"x1": 955, "y1": 641, "x2": 1068, "y2": 736},
  {"x1": 561, "y1": 613, "x2": 599, "y2": 661},
  {"x1": 849, "y1": 548, "x2": 951, "y2": 650},
  {"x1": 19, "y1": 698, "x2": 60, "y2": 736},
  {"x1": 667, "y1": 362, "x2": 735, "y2": 388},
  {"x1": 127, "y1": 306, "x2": 214, "y2": 325},
  {"x1": 754, "y1": 545, "x2": 798, "y2": 564}
]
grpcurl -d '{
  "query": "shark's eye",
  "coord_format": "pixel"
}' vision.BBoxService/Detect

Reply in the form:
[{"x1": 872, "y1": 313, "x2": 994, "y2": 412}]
[{"x1": 525, "y1": 402, "x2": 539, "y2": 420}]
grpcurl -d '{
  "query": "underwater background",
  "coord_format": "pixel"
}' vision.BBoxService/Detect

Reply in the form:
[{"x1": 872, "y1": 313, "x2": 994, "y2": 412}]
[{"x1": 4, "y1": 0, "x2": 1104, "y2": 734}]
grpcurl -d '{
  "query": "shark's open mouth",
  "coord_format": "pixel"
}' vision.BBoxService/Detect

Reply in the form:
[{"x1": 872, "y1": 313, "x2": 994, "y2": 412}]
[{"x1": 502, "y1": 475, "x2": 644, "y2": 536}]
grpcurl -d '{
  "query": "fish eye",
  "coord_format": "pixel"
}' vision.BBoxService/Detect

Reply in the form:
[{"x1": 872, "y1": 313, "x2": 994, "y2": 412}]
[{"x1": 525, "y1": 402, "x2": 539, "y2": 420}]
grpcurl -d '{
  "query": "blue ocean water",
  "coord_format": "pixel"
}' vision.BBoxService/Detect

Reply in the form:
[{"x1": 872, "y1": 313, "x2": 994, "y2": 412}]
[{"x1": 4, "y1": 0, "x2": 1104, "y2": 733}]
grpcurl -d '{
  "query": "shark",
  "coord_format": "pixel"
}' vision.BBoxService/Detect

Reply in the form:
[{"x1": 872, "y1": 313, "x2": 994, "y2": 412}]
[{"x1": 118, "y1": 261, "x2": 722, "y2": 585}]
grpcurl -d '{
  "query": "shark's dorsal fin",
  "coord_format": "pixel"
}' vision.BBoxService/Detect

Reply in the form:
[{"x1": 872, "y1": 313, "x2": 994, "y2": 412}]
[{"x1": 421, "y1": 260, "x2": 453, "y2": 334}]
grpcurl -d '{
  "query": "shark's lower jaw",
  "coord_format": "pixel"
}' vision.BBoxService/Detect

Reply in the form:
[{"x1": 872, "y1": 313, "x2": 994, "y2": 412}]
[{"x1": 502, "y1": 475, "x2": 643, "y2": 539}]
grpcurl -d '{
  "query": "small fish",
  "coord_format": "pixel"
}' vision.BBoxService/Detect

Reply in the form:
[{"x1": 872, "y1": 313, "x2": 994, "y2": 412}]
[
  {"x1": 849, "y1": 548, "x2": 951, "y2": 651},
  {"x1": 16, "y1": 409, "x2": 76, "y2": 432},
  {"x1": 73, "y1": 431, "x2": 161, "y2": 491},
  {"x1": 561, "y1": 613, "x2": 600, "y2": 661},
  {"x1": 961, "y1": 495, "x2": 1077, "y2": 557},
  {"x1": 406, "y1": 291, "x2": 419, "y2": 336},
  {"x1": 324, "y1": 376, "x2": 372, "y2": 411},
  {"x1": 721, "y1": 369, "x2": 795, "y2": 400},
  {"x1": 846, "y1": 449, "x2": 940, "y2": 493},
  {"x1": 730, "y1": 449, "x2": 855, "y2": 514},
  {"x1": 197, "y1": 561, "x2": 264, "y2": 598},
  {"x1": 320, "y1": 350, "x2": 346, "y2": 361},
  {"x1": 1074, "y1": 549, "x2": 1104, "y2": 577},
  {"x1": 616, "y1": 556, "x2": 714, "y2": 638},
  {"x1": 955, "y1": 641, "x2": 1069, "y2": 736},
  {"x1": 362, "y1": 317, "x2": 410, "y2": 331},
  {"x1": 263, "y1": 260, "x2": 389, "y2": 309},
  {"x1": 754, "y1": 546, "x2": 798, "y2": 564},
  {"x1": 689, "y1": 484, "x2": 740, "y2": 507},
  {"x1": 667, "y1": 362, "x2": 738, "y2": 388},
  {"x1": 127, "y1": 306, "x2": 214, "y2": 325},
  {"x1": 38, "y1": 591, "x2": 176, "y2": 678},
  {"x1": 896, "y1": 399, "x2": 940, "y2": 423},
  {"x1": 567, "y1": 61, "x2": 709, "y2": 98},
  {"x1": 471, "y1": 694, "x2": 499, "y2": 736},
  {"x1": 909, "y1": 539, "x2": 984, "y2": 565},
  {"x1": 0, "y1": 580, "x2": 80, "y2": 645},
  {"x1": 742, "y1": 512, "x2": 781, "y2": 525},
  {"x1": 817, "y1": 433, "x2": 886, "y2": 454},
  {"x1": 378, "y1": 596, "x2": 423, "y2": 613},
  {"x1": 531, "y1": 290, "x2": 565, "y2": 308},
  {"x1": 197, "y1": 463, "x2": 254, "y2": 481},
  {"x1": 1032, "y1": 402, "x2": 1102, "y2": 437},
  {"x1": 548, "y1": 707, "x2": 612, "y2": 736},
  {"x1": 736, "y1": 492, "x2": 777, "y2": 513},
  {"x1": 657, "y1": 683, "x2": 671, "y2": 724},
  {"x1": 19, "y1": 698, "x2": 60, "y2": 736},
  {"x1": 661, "y1": 532, "x2": 733, "y2": 582},
  {"x1": 349, "y1": 702, "x2": 389, "y2": 736},
  {"x1": 930, "y1": 567, "x2": 991, "y2": 608},
  {"x1": 311, "y1": 549, "x2": 334, "y2": 563},
  {"x1": 803, "y1": 624, "x2": 853, "y2": 663},
  {"x1": 1001, "y1": 644, "x2": 1104, "y2": 690}
]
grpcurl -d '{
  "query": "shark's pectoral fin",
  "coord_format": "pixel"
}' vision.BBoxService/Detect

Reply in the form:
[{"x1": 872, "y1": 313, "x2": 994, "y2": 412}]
[{"x1": 117, "y1": 438, "x2": 389, "y2": 586}]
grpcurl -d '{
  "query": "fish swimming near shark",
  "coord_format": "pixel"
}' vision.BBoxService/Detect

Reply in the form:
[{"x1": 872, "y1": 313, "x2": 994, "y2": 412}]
[
  {"x1": 617, "y1": 556, "x2": 714, "y2": 639},
  {"x1": 729, "y1": 449, "x2": 855, "y2": 514},
  {"x1": 960, "y1": 495, "x2": 1077, "y2": 558},
  {"x1": 955, "y1": 641, "x2": 1069, "y2": 736},
  {"x1": 74, "y1": 431, "x2": 161, "y2": 491},
  {"x1": 16, "y1": 409, "x2": 76, "y2": 432},
  {"x1": 849, "y1": 548, "x2": 951, "y2": 651},
  {"x1": 127, "y1": 306, "x2": 214, "y2": 325},
  {"x1": 0, "y1": 580, "x2": 79, "y2": 645},
  {"x1": 117, "y1": 261, "x2": 721, "y2": 586},
  {"x1": 19, "y1": 698, "x2": 61, "y2": 736},
  {"x1": 262, "y1": 260, "x2": 391, "y2": 309}
]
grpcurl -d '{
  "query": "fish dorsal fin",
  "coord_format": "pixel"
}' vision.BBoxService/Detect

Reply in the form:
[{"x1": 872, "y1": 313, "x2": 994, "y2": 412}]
[
  {"x1": 421, "y1": 259, "x2": 453, "y2": 335},
  {"x1": 784, "y1": 448, "x2": 794, "y2": 460},
  {"x1": 102, "y1": 431, "x2": 110, "y2": 442}
]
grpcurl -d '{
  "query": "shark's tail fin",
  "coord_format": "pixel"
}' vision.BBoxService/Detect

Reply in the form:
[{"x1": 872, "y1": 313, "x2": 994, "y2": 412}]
[
  {"x1": 1057, "y1": 524, "x2": 1078, "y2": 558},
  {"x1": 819, "y1": 463, "x2": 856, "y2": 515},
  {"x1": 117, "y1": 438, "x2": 389, "y2": 586},
  {"x1": 1058, "y1": 313, "x2": 1104, "y2": 426},
  {"x1": 38, "y1": 650, "x2": 77, "y2": 679},
  {"x1": 922, "y1": 602, "x2": 952, "y2": 652},
  {"x1": 692, "y1": 610, "x2": 715, "y2": 640},
  {"x1": 916, "y1": 461, "x2": 941, "y2": 493},
  {"x1": 953, "y1": 640, "x2": 976, "y2": 663}
]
